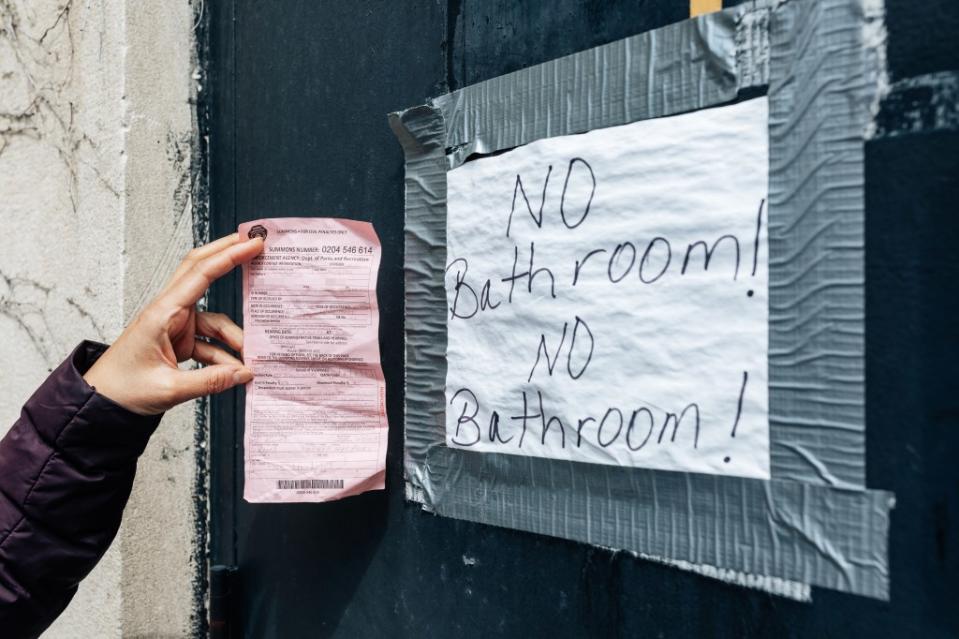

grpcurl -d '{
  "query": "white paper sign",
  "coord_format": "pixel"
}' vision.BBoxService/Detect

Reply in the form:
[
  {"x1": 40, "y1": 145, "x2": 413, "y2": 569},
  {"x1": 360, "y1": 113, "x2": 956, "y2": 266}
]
[{"x1": 445, "y1": 97, "x2": 770, "y2": 479}]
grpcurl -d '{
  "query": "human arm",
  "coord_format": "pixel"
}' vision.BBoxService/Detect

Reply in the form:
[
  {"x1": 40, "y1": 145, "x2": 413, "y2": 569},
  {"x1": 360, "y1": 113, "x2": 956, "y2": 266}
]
[{"x1": 0, "y1": 234, "x2": 262, "y2": 638}]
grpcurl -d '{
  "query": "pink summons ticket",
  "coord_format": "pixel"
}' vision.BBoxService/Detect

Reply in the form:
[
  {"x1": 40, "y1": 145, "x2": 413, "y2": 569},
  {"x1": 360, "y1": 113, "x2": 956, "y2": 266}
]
[{"x1": 239, "y1": 217, "x2": 388, "y2": 503}]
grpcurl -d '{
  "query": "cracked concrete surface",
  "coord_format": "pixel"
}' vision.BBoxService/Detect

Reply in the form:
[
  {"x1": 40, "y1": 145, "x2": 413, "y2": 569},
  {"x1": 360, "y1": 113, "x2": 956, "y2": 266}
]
[{"x1": 0, "y1": 0, "x2": 200, "y2": 636}]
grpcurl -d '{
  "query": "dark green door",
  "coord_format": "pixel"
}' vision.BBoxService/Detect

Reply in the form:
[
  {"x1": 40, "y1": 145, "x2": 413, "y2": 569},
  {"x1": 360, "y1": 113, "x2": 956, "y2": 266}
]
[{"x1": 205, "y1": 1, "x2": 959, "y2": 637}]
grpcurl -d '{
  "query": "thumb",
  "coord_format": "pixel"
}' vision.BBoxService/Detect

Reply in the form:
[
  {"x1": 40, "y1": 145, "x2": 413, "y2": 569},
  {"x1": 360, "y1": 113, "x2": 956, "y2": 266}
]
[{"x1": 169, "y1": 364, "x2": 253, "y2": 405}]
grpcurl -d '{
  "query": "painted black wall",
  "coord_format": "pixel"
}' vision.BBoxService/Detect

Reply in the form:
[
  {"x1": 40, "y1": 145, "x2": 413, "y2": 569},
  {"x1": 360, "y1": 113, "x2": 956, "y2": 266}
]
[{"x1": 206, "y1": 1, "x2": 958, "y2": 637}]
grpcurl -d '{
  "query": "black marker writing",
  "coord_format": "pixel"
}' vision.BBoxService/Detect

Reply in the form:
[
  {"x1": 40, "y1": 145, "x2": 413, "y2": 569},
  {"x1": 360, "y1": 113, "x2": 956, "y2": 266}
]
[
  {"x1": 626, "y1": 408, "x2": 655, "y2": 451},
  {"x1": 450, "y1": 387, "x2": 481, "y2": 446},
  {"x1": 573, "y1": 248, "x2": 607, "y2": 286},
  {"x1": 567, "y1": 316, "x2": 594, "y2": 380},
  {"x1": 446, "y1": 258, "x2": 478, "y2": 320},
  {"x1": 560, "y1": 157, "x2": 596, "y2": 230},
  {"x1": 730, "y1": 371, "x2": 748, "y2": 438},
  {"x1": 509, "y1": 391, "x2": 539, "y2": 449},
  {"x1": 597, "y1": 408, "x2": 624, "y2": 448},
  {"x1": 488, "y1": 410, "x2": 512, "y2": 444},
  {"x1": 449, "y1": 154, "x2": 767, "y2": 470},
  {"x1": 682, "y1": 234, "x2": 741, "y2": 280},
  {"x1": 639, "y1": 236, "x2": 671, "y2": 283},
  {"x1": 501, "y1": 242, "x2": 557, "y2": 302},
  {"x1": 537, "y1": 391, "x2": 566, "y2": 448},
  {"x1": 527, "y1": 322, "x2": 568, "y2": 382},
  {"x1": 458, "y1": 390, "x2": 722, "y2": 456},
  {"x1": 752, "y1": 198, "x2": 765, "y2": 277},
  {"x1": 658, "y1": 403, "x2": 701, "y2": 449},
  {"x1": 527, "y1": 317, "x2": 594, "y2": 382},
  {"x1": 608, "y1": 242, "x2": 637, "y2": 283},
  {"x1": 506, "y1": 166, "x2": 552, "y2": 238}
]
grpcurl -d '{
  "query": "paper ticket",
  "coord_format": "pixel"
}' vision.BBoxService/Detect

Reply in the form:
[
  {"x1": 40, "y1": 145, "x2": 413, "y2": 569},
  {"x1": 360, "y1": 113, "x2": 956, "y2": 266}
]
[{"x1": 239, "y1": 217, "x2": 388, "y2": 503}]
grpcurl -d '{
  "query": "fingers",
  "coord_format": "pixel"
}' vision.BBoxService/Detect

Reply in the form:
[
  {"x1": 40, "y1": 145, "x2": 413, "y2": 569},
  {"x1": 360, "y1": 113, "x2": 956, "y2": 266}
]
[
  {"x1": 167, "y1": 363, "x2": 253, "y2": 406},
  {"x1": 192, "y1": 339, "x2": 244, "y2": 368},
  {"x1": 196, "y1": 311, "x2": 244, "y2": 352},
  {"x1": 165, "y1": 237, "x2": 264, "y2": 307},
  {"x1": 187, "y1": 233, "x2": 242, "y2": 262},
  {"x1": 164, "y1": 233, "x2": 242, "y2": 293}
]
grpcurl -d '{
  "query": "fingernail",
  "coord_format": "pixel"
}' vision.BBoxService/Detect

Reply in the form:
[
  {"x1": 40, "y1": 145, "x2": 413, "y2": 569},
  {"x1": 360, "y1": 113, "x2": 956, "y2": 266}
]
[{"x1": 233, "y1": 368, "x2": 253, "y2": 385}]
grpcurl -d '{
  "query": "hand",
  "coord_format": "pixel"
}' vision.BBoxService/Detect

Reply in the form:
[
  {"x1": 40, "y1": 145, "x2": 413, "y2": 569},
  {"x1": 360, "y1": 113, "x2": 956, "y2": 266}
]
[{"x1": 83, "y1": 233, "x2": 264, "y2": 415}]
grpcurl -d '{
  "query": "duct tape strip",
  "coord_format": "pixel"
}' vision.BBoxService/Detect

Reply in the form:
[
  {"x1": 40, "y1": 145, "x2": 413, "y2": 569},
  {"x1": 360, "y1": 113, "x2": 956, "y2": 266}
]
[
  {"x1": 765, "y1": 0, "x2": 874, "y2": 488},
  {"x1": 393, "y1": 104, "x2": 449, "y2": 496},
  {"x1": 430, "y1": 451, "x2": 892, "y2": 600},
  {"x1": 437, "y1": 7, "x2": 758, "y2": 171},
  {"x1": 871, "y1": 71, "x2": 959, "y2": 139},
  {"x1": 393, "y1": 0, "x2": 894, "y2": 600},
  {"x1": 635, "y1": 552, "x2": 812, "y2": 602}
]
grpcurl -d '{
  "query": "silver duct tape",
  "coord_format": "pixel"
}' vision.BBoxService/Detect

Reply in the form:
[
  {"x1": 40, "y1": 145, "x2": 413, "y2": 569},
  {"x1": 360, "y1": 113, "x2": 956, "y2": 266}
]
[
  {"x1": 437, "y1": 7, "x2": 760, "y2": 171},
  {"x1": 871, "y1": 71, "x2": 959, "y2": 139},
  {"x1": 388, "y1": 105, "x2": 449, "y2": 497},
  {"x1": 394, "y1": 0, "x2": 893, "y2": 600},
  {"x1": 429, "y1": 449, "x2": 892, "y2": 600},
  {"x1": 635, "y1": 552, "x2": 812, "y2": 602},
  {"x1": 767, "y1": 0, "x2": 880, "y2": 487}
]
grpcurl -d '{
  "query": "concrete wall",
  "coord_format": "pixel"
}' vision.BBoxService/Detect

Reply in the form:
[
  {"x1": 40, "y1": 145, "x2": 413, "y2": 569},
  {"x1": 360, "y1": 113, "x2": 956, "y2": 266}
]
[{"x1": 0, "y1": 1, "x2": 201, "y2": 636}]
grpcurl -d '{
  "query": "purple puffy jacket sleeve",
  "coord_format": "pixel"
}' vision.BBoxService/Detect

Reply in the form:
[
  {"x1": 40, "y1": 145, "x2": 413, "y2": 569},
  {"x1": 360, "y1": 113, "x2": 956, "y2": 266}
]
[{"x1": 0, "y1": 341, "x2": 162, "y2": 638}]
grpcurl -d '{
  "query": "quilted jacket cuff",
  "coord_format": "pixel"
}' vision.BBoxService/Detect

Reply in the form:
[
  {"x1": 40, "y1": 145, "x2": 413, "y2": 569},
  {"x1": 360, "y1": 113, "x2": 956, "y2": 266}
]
[{"x1": 22, "y1": 341, "x2": 164, "y2": 468}]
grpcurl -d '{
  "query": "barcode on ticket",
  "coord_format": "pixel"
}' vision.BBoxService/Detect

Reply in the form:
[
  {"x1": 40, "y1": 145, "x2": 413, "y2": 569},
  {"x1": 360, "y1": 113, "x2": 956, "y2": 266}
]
[{"x1": 276, "y1": 479, "x2": 344, "y2": 490}]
